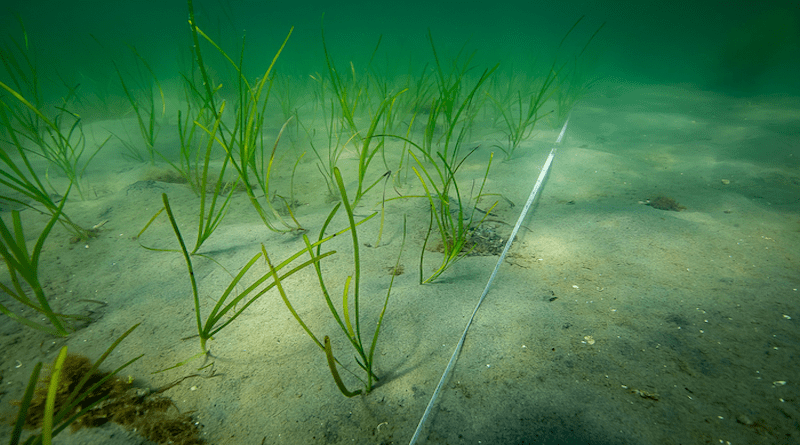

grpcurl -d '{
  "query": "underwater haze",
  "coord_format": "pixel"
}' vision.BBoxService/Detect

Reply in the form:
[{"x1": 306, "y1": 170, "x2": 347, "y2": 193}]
[
  {"x1": 1, "y1": 0, "x2": 799, "y2": 444},
  {"x1": 3, "y1": 0, "x2": 800, "y2": 96}
]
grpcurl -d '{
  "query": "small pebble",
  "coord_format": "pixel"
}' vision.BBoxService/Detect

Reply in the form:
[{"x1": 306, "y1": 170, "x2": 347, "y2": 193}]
[{"x1": 736, "y1": 414, "x2": 754, "y2": 426}]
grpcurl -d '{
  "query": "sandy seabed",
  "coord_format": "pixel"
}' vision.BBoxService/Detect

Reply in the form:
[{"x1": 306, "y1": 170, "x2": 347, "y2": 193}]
[{"x1": 1, "y1": 81, "x2": 799, "y2": 445}]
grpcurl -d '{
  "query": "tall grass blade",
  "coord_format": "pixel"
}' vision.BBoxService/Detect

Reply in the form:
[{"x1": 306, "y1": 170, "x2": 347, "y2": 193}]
[
  {"x1": 324, "y1": 336, "x2": 362, "y2": 397},
  {"x1": 0, "y1": 187, "x2": 73, "y2": 336},
  {"x1": 9, "y1": 361, "x2": 41, "y2": 445}
]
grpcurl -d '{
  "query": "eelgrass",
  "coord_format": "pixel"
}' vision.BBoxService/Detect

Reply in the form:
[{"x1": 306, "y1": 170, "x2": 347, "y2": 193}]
[
  {"x1": 302, "y1": 98, "x2": 352, "y2": 198},
  {"x1": 321, "y1": 18, "x2": 378, "y2": 144},
  {"x1": 272, "y1": 167, "x2": 404, "y2": 396},
  {"x1": 186, "y1": 0, "x2": 301, "y2": 232},
  {"x1": 0, "y1": 79, "x2": 109, "y2": 200},
  {"x1": 320, "y1": 23, "x2": 408, "y2": 205},
  {"x1": 366, "y1": 36, "x2": 501, "y2": 282},
  {"x1": 160, "y1": 192, "x2": 376, "y2": 356},
  {"x1": 133, "y1": 98, "x2": 237, "y2": 257},
  {"x1": 9, "y1": 324, "x2": 141, "y2": 445},
  {"x1": 374, "y1": 130, "x2": 496, "y2": 283},
  {"x1": 389, "y1": 66, "x2": 436, "y2": 187},
  {"x1": 351, "y1": 90, "x2": 407, "y2": 206},
  {"x1": 0, "y1": 101, "x2": 87, "y2": 239},
  {"x1": 111, "y1": 44, "x2": 166, "y2": 164},
  {"x1": 0, "y1": 186, "x2": 77, "y2": 336},
  {"x1": 489, "y1": 67, "x2": 559, "y2": 160},
  {"x1": 273, "y1": 72, "x2": 307, "y2": 127},
  {"x1": 411, "y1": 147, "x2": 496, "y2": 283},
  {"x1": 171, "y1": 64, "x2": 237, "y2": 201},
  {"x1": 1, "y1": 18, "x2": 46, "y2": 149},
  {"x1": 1, "y1": 23, "x2": 106, "y2": 199},
  {"x1": 490, "y1": 17, "x2": 604, "y2": 159},
  {"x1": 425, "y1": 32, "x2": 498, "y2": 166},
  {"x1": 553, "y1": 21, "x2": 605, "y2": 127},
  {"x1": 184, "y1": 100, "x2": 237, "y2": 255}
]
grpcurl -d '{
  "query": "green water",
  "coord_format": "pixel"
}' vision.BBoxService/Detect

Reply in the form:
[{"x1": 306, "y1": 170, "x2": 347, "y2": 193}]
[{"x1": 2, "y1": 0, "x2": 798, "y2": 102}]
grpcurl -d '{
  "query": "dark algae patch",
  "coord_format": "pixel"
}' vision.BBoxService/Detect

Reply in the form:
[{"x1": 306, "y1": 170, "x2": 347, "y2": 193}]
[
  {"x1": 19, "y1": 354, "x2": 203, "y2": 445},
  {"x1": 647, "y1": 196, "x2": 686, "y2": 211}
]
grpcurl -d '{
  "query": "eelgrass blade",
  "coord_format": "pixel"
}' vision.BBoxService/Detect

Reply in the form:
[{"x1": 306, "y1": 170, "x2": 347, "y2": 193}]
[
  {"x1": 152, "y1": 351, "x2": 207, "y2": 374},
  {"x1": 267, "y1": 242, "x2": 361, "y2": 397},
  {"x1": 0, "y1": 302, "x2": 62, "y2": 337},
  {"x1": 340, "y1": 276, "x2": 355, "y2": 340},
  {"x1": 0, "y1": 189, "x2": 70, "y2": 335},
  {"x1": 161, "y1": 193, "x2": 203, "y2": 348},
  {"x1": 193, "y1": 101, "x2": 230, "y2": 254},
  {"x1": 7, "y1": 343, "x2": 139, "y2": 445},
  {"x1": 9, "y1": 324, "x2": 142, "y2": 445},
  {"x1": 333, "y1": 167, "x2": 363, "y2": 344},
  {"x1": 207, "y1": 246, "x2": 336, "y2": 341},
  {"x1": 0, "y1": 109, "x2": 85, "y2": 238},
  {"x1": 134, "y1": 207, "x2": 165, "y2": 251},
  {"x1": 366, "y1": 216, "x2": 406, "y2": 388},
  {"x1": 42, "y1": 347, "x2": 68, "y2": 445},
  {"x1": 30, "y1": 184, "x2": 69, "y2": 275},
  {"x1": 0, "y1": 215, "x2": 28, "y2": 276},
  {"x1": 0, "y1": 79, "x2": 52, "y2": 130},
  {"x1": 49, "y1": 323, "x2": 141, "y2": 428},
  {"x1": 265, "y1": 249, "x2": 324, "y2": 350},
  {"x1": 202, "y1": 251, "x2": 264, "y2": 335},
  {"x1": 303, "y1": 230, "x2": 349, "y2": 338},
  {"x1": 9, "y1": 361, "x2": 42, "y2": 445},
  {"x1": 261, "y1": 117, "x2": 303, "y2": 230},
  {"x1": 113, "y1": 61, "x2": 154, "y2": 162},
  {"x1": 213, "y1": 210, "x2": 374, "y2": 353},
  {"x1": 410, "y1": 165, "x2": 449, "y2": 284},
  {"x1": 324, "y1": 336, "x2": 362, "y2": 398},
  {"x1": 162, "y1": 187, "x2": 338, "y2": 353}
]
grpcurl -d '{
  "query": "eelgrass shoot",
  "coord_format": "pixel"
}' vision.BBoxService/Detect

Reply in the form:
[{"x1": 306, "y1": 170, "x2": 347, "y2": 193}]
[
  {"x1": 0, "y1": 187, "x2": 78, "y2": 336},
  {"x1": 411, "y1": 147, "x2": 497, "y2": 283},
  {"x1": 320, "y1": 22, "x2": 408, "y2": 205},
  {"x1": 186, "y1": 0, "x2": 301, "y2": 232},
  {"x1": 1, "y1": 19, "x2": 99, "y2": 214},
  {"x1": 136, "y1": 103, "x2": 237, "y2": 259},
  {"x1": 489, "y1": 66, "x2": 559, "y2": 161},
  {"x1": 0, "y1": 78, "x2": 109, "y2": 200},
  {"x1": 111, "y1": 44, "x2": 166, "y2": 164},
  {"x1": 1, "y1": 23, "x2": 107, "y2": 198},
  {"x1": 372, "y1": 131, "x2": 497, "y2": 283},
  {"x1": 169, "y1": 68, "x2": 231, "y2": 199},
  {"x1": 302, "y1": 98, "x2": 353, "y2": 199},
  {"x1": 160, "y1": 192, "x2": 376, "y2": 360},
  {"x1": 490, "y1": 16, "x2": 604, "y2": 159},
  {"x1": 176, "y1": 99, "x2": 239, "y2": 255},
  {"x1": 271, "y1": 167, "x2": 404, "y2": 396},
  {"x1": 8, "y1": 324, "x2": 141, "y2": 445},
  {"x1": 425, "y1": 31, "x2": 498, "y2": 166},
  {"x1": 553, "y1": 21, "x2": 605, "y2": 127},
  {"x1": 0, "y1": 102, "x2": 88, "y2": 239}
]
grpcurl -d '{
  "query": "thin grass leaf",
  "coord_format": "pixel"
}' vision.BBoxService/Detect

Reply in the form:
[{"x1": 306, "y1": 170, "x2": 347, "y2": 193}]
[
  {"x1": 10, "y1": 362, "x2": 42, "y2": 445},
  {"x1": 324, "y1": 336, "x2": 362, "y2": 398},
  {"x1": 41, "y1": 346, "x2": 67, "y2": 445}
]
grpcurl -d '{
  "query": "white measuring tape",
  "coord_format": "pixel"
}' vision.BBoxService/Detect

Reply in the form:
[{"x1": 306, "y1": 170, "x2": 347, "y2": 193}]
[{"x1": 408, "y1": 117, "x2": 569, "y2": 444}]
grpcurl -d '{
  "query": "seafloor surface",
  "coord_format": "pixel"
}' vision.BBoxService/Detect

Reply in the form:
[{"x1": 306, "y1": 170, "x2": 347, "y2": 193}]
[{"x1": 1, "y1": 81, "x2": 798, "y2": 444}]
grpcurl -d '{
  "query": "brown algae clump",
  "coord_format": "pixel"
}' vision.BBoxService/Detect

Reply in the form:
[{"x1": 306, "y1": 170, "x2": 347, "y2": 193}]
[{"x1": 646, "y1": 196, "x2": 686, "y2": 211}]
